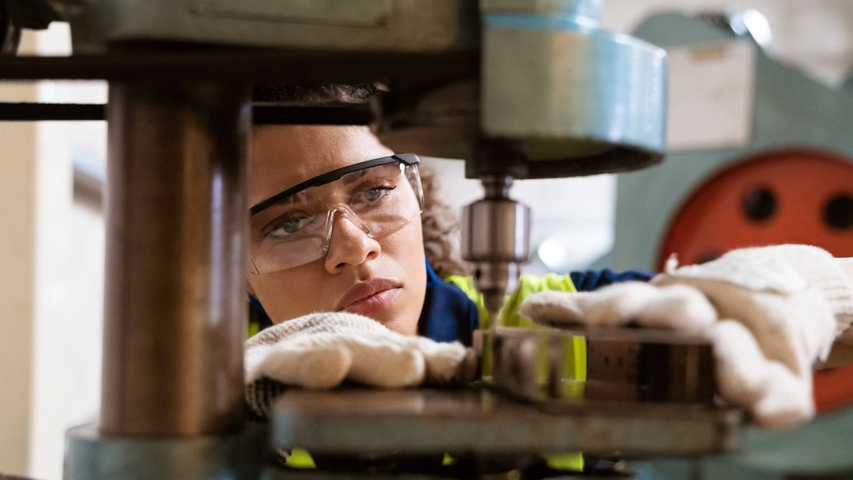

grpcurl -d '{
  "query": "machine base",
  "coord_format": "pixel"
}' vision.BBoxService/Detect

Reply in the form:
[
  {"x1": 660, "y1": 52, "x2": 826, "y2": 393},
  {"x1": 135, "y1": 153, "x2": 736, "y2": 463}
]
[{"x1": 64, "y1": 423, "x2": 269, "y2": 480}]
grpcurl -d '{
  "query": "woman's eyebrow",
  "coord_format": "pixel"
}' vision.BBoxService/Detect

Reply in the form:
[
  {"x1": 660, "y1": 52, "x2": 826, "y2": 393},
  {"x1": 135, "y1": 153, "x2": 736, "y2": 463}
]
[{"x1": 269, "y1": 189, "x2": 309, "y2": 207}]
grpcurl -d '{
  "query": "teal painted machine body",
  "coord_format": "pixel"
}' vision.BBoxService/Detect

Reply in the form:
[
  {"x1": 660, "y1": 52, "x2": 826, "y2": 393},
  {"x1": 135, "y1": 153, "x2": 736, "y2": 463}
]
[
  {"x1": 634, "y1": 406, "x2": 853, "y2": 480},
  {"x1": 480, "y1": 0, "x2": 667, "y2": 170},
  {"x1": 609, "y1": 12, "x2": 853, "y2": 273}
]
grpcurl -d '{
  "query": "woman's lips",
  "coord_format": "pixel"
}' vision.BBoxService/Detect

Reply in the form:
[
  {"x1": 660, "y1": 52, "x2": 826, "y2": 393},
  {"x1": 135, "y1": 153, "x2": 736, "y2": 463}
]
[
  {"x1": 342, "y1": 288, "x2": 401, "y2": 316},
  {"x1": 335, "y1": 278, "x2": 402, "y2": 315}
]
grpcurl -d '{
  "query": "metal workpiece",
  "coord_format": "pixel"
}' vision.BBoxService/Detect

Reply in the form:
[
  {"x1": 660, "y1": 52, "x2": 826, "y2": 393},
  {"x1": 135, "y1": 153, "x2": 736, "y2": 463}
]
[
  {"x1": 486, "y1": 328, "x2": 715, "y2": 405},
  {"x1": 271, "y1": 389, "x2": 741, "y2": 458},
  {"x1": 480, "y1": 0, "x2": 667, "y2": 176},
  {"x1": 65, "y1": 423, "x2": 268, "y2": 480},
  {"x1": 461, "y1": 176, "x2": 531, "y2": 320},
  {"x1": 100, "y1": 81, "x2": 250, "y2": 436}
]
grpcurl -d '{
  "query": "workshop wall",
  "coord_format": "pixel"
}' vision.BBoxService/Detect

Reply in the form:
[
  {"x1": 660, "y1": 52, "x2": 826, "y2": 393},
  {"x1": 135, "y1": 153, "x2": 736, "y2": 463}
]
[
  {"x1": 0, "y1": 29, "x2": 71, "y2": 480},
  {"x1": 604, "y1": 0, "x2": 853, "y2": 85},
  {"x1": 0, "y1": 49, "x2": 40, "y2": 478},
  {"x1": 0, "y1": 23, "x2": 106, "y2": 480}
]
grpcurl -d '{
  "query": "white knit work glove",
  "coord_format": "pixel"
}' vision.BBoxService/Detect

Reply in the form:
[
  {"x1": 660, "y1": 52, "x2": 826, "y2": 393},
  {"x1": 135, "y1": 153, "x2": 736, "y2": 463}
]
[
  {"x1": 244, "y1": 312, "x2": 477, "y2": 420},
  {"x1": 519, "y1": 245, "x2": 853, "y2": 429}
]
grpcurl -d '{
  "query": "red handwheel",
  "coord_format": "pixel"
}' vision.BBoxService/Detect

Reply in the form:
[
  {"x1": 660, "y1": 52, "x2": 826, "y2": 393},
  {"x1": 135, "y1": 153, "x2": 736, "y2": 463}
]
[
  {"x1": 814, "y1": 366, "x2": 853, "y2": 414},
  {"x1": 657, "y1": 149, "x2": 853, "y2": 413}
]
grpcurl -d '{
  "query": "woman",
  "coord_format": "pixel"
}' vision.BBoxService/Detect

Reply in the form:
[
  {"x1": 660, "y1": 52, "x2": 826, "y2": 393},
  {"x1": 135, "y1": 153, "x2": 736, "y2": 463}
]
[{"x1": 244, "y1": 85, "x2": 853, "y2": 464}]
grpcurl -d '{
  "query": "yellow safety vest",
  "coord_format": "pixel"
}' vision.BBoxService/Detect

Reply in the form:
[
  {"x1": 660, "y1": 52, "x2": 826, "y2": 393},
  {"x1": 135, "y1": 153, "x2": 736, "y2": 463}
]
[{"x1": 445, "y1": 273, "x2": 586, "y2": 472}]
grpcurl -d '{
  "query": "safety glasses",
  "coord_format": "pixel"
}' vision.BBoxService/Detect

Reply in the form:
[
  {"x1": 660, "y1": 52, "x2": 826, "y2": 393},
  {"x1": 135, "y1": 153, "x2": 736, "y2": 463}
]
[{"x1": 248, "y1": 154, "x2": 423, "y2": 274}]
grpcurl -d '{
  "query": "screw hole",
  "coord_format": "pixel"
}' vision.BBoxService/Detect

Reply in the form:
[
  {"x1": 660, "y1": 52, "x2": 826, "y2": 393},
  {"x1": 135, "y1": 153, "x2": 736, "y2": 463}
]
[
  {"x1": 742, "y1": 187, "x2": 776, "y2": 222},
  {"x1": 825, "y1": 194, "x2": 853, "y2": 230}
]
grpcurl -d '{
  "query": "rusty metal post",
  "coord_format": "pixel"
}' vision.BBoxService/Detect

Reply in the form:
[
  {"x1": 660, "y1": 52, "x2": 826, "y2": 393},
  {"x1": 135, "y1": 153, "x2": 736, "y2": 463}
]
[{"x1": 100, "y1": 81, "x2": 250, "y2": 435}]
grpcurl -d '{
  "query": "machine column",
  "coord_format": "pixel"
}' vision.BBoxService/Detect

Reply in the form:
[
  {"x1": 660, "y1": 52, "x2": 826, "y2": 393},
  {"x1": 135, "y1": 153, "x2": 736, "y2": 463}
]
[{"x1": 100, "y1": 81, "x2": 250, "y2": 436}]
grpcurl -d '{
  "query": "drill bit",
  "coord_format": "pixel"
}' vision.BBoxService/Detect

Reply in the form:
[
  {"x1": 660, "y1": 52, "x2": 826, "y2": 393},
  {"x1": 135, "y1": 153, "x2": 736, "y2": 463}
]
[{"x1": 483, "y1": 289, "x2": 504, "y2": 331}]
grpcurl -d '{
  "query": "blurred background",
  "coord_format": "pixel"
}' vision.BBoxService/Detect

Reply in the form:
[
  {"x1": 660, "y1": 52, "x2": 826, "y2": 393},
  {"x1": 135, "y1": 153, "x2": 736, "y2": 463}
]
[{"x1": 3, "y1": 0, "x2": 853, "y2": 478}]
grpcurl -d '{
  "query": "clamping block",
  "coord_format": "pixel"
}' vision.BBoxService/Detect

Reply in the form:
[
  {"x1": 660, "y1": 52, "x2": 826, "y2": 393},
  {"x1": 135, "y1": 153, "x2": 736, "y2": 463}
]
[{"x1": 477, "y1": 327, "x2": 715, "y2": 406}]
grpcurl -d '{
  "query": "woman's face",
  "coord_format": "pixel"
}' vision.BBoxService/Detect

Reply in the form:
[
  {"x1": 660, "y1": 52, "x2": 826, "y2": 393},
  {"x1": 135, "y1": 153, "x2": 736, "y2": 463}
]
[{"x1": 247, "y1": 125, "x2": 427, "y2": 335}]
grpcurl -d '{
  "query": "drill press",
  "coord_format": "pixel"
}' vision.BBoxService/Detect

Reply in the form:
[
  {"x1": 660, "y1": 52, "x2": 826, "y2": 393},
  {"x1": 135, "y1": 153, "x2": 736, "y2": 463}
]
[{"x1": 460, "y1": 0, "x2": 666, "y2": 324}]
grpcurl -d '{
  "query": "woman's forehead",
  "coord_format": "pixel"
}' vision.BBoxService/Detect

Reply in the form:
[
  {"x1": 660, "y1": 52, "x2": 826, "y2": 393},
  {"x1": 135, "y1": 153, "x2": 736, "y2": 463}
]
[{"x1": 249, "y1": 125, "x2": 393, "y2": 207}]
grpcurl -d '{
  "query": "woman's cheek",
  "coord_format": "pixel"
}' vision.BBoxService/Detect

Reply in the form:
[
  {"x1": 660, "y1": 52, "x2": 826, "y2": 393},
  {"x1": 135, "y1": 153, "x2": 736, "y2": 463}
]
[{"x1": 249, "y1": 267, "x2": 332, "y2": 323}]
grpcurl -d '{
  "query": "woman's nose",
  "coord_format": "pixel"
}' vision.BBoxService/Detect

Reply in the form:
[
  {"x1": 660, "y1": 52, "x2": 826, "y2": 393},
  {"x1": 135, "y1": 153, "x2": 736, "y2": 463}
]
[{"x1": 324, "y1": 211, "x2": 381, "y2": 273}]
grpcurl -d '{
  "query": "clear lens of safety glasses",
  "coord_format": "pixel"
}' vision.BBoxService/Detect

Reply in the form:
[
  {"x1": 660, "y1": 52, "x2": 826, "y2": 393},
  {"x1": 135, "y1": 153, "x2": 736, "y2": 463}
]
[{"x1": 248, "y1": 157, "x2": 423, "y2": 274}]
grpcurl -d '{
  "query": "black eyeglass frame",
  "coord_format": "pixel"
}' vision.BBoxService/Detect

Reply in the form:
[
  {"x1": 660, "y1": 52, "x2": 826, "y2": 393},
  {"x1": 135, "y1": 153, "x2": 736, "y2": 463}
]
[{"x1": 250, "y1": 153, "x2": 421, "y2": 216}]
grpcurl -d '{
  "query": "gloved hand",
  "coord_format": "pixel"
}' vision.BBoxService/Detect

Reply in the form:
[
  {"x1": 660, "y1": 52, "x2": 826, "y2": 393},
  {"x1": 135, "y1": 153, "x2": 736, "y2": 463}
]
[
  {"x1": 244, "y1": 312, "x2": 477, "y2": 420},
  {"x1": 519, "y1": 245, "x2": 853, "y2": 429}
]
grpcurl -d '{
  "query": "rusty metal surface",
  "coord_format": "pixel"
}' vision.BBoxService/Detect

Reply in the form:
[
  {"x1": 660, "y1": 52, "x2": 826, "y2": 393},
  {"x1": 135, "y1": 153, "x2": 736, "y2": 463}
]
[
  {"x1": 272, "y1": 389, "x2": 741, "y2": 458},
  {"x1": 100, "y1": 81, "x2": 249, "y2": 435}
]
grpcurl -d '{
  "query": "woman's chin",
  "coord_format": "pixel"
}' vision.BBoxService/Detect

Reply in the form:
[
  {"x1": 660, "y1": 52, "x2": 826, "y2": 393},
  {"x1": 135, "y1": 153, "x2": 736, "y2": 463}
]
[{"x1": 369, "y1": 307, "x2": 418, "y2": 336}]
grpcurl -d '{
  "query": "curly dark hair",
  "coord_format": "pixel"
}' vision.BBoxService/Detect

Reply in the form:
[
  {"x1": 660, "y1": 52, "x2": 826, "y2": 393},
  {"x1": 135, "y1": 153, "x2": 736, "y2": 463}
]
[
  {"x1": 251, "y1": 84, "x2": 469, "y2": 278},
  {"x1": 417, "y1": 166, "x2": 469, "y2": 278},
  {"x1": 252, "y1": 84, "x2": 380, "y2": 104}
]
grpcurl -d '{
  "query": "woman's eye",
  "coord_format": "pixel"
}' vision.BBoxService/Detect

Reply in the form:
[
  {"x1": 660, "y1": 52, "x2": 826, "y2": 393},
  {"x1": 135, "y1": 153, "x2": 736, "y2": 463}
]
[
  {"x1": 268, "y1": 213, "x2": 312, "y2": 238},
  {"x1": 359, "y1": 185, "x2": 395, "y2": 204}
]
